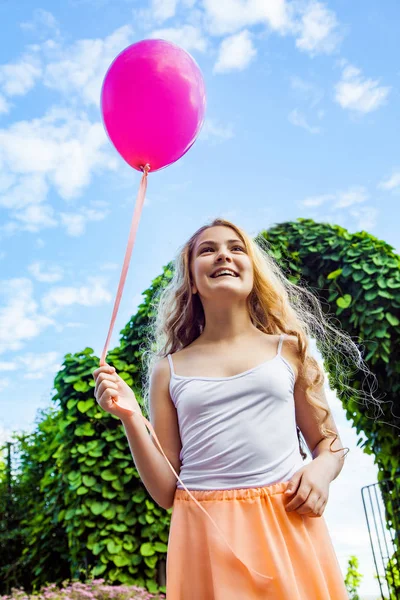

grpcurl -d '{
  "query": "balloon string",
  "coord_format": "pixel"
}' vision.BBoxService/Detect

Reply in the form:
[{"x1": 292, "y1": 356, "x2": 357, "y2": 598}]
[
  {"x1": 125, "y1": 408, "x2": 274, "y2": 584},
  {"x1": 100, "y1": 164, "x2": 150, "y2": 368}
]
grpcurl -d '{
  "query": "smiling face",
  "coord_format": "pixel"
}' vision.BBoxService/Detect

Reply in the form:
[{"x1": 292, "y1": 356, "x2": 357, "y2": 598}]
[{"x1": 190, "y1": 226, "x2": 254, "y2": 302}]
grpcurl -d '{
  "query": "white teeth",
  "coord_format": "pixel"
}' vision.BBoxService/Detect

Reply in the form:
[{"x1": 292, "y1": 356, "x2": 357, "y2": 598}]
[{"x1": 212, "y1": 270, "x2": 237, "y2": 278}]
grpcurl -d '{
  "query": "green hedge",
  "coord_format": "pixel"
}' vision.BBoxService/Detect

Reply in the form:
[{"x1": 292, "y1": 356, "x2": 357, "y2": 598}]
[{"x1": 0, "y1": 218, "x2": 398, "y2": 594}]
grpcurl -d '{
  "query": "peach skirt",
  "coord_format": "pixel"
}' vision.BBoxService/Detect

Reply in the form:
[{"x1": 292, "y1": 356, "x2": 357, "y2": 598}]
[{"x1": 166, "y1": 480, "x2": 348, "y2": 599}]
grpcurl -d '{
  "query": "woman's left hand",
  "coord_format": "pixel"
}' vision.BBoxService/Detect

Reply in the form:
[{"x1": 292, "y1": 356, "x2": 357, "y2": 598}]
[{"x1": 284, "y1": 457, "x2": 332, "y2": 518}]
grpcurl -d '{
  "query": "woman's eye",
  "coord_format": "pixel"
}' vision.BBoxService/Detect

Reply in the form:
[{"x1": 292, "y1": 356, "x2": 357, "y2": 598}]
[{"x1": 200, "y1": 246, "x2": 244, "y2": 254}]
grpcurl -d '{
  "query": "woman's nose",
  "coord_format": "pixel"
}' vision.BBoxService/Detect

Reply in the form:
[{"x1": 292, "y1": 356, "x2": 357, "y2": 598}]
[{"x1": 216, "y1": 251, "x2": 232, "y2": 262}]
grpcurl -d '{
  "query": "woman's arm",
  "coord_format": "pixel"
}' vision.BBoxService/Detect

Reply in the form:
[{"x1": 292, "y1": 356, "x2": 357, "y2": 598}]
[
  {"x1": 121, "y1": 357, "x2": 182, "y2": 510},
  {"x1": 284, "y1": 335, "x2": 346, "y2": 480}
]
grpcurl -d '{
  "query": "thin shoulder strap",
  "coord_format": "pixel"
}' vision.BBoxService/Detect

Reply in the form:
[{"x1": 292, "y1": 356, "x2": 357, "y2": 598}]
[
  {"x1": 167, "y1": 354, "x2": 175, "y2": 376},
  {"x1": 277, "y1": 333, "x2": 285, "y2": 356}
]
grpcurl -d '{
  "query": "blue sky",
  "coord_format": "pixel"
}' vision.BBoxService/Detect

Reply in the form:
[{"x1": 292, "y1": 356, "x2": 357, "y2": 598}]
[{"x1": 0, "y1": 1, "x2": 399, "y2": 596}]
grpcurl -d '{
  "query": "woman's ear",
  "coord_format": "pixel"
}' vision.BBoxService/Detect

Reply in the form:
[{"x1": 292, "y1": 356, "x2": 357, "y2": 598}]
[{"x1": 190, "y1": 276, "x2": 197, "y2": 295}]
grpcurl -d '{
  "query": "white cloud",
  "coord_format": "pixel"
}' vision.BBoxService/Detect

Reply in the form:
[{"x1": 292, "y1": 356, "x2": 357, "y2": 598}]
[
  {"x1": 0, "y1": 52, "x2": 42, "y2": 97},
  {"x1": 151, "y1": 0, "x2": 179, "y2": 22},
  {"x1": 0, "y1": 24, "x2": 133, "y2": 109},
  {"x1": 334, "y1": 186, "x2": 368, "y2": 208},
  {"x1": 149, "y1": 24, "x2": 207, "y2": 52},
  {"x1": 19, "y1": 352, "x2": 62, "y2": 380},
  {"x1": 290, "y1": 75, "x2": 324, "y2": 108},
  {"x1": 335, "y1": 64, "x2": 390, "y2": 113},
  {"x1": 302, "y1": 186, "x2": 368, "y2": 209},
  {"x1": 202, "y1": 0, "x2": 341, "y2": 58},
  {"x1": 349, "y1": 206, "x2": 378, "y2": 230},
  {"x1": 12, "y1": 202, "x2": 58, "y2": 232},
  {"x1": 0, "y1": 352, "x2": 61, "y2": 380},
  {"x1": 295, "y1": 1, "x2": 341, "y2": 55},
  {"x1": 203, "y1": 0, "x2": 291, "y2": 36},
  {"x1": 59, "y1": 207, "x2": 108, "y2": 237},
  {"x1": 0, "y1": 94, "x2": 10, "y2": 114},
  {"x1": 0, "y1": 279, "x2": 54, "y2": 354},
  {"x1": 378, "y1": 169, "x2": 400, "y2": 191},
  {"x1": 300, "y1": 186, "x2": 377, "y2": 231},
  {"x1": 288, "y1": 109, "x2": 321, "y2": 134},
  {"x1": 43, "y1": 25, "x2": 133, "y2": 107},
  {"x1": 302, "y1": 193, "x2": 335, "y2": 207},
  {"x1": 200, "y1": 117, "x2": 234, "y2": 142},
  {"x1": 20, "y1": 8, "x2": 60, "y2": 38},
  {"x1": 0, "y1": 107, "x2": 117, "y2": 234},
  {"x1": 214, "y1": 30, "x2": 256, "y2": 73},
  {"x1": 41, "y1": 276, "x2": 112, "y2": 315},
  {"x1": 28, "y1": 261, "x2": 64, "y2": 283},
  {"x1": 0, "y1": 109, "x2": 117, "y2": 195}
]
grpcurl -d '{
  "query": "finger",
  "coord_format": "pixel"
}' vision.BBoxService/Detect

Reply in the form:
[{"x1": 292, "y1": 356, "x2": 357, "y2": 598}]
[
  {"x1": 93, "y1": 365, "x2": 115, "y2": 380},
  {"x1": 296, "y1": 502, "x2": 317, "y2": 516},
  {"x1": 308, "y1": 498, "x2": 326, "y2": 518},
  {"x1": 97, "y1": 380, "x2": 119, "y2": 398},
  {"x1": 286, "y1": 486, "x2": 312, "y2": 512},
  {"x1": 297, "y1": 494, "x2": 321, "y2": 516},
  {"x1": 98, "y1": 385, "x2": 119, "y2": 407},
  {"x1": 94, "y1": 373, "x2": 117, "y2": 396},
  {"x1": 95, "y1": 379, "x2": 119, "y2": 401}
]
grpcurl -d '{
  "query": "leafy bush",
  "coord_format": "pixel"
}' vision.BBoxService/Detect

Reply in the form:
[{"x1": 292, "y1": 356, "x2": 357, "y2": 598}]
[{"x1": 344, "y1": 555, "x2": 363, "y2": 599}]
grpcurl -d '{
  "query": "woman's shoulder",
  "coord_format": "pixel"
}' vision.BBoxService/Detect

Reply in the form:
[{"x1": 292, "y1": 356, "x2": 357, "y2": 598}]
[
  {"x1": 282, "y1": 334, "x2": 300, "y2": 352},
  {"x1": 281, "y1": 334, "x2": 302, "y2": 379}
]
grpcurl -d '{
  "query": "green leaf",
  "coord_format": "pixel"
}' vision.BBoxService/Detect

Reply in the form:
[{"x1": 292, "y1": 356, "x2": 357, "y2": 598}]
[
  {"x1": 75, "y1": 423, "x2": 96, "y2": 437},
  {"x1": 146, "y1": 579, "x2": 159, "y2": 594},
  {"x1": 92, "y1": 543, "x2": 104, "y2": 556},
  {"x1": 107, "y1": 540, "x2": 122, "y2": 554},
  {"x1": 140, "y1": 542, "x2": 155, "y2": 557},
  {"x1": 67, "y1": 398, "x2": 78, "y2": 409},
  {"x1": 113, "y1": 554, "x2": 130, "y2": 567},
  {"x1": 365, "y1": 291, "x2": 378, "y2": 301},
  {"x1": 101, "y1": 469, "x2": 118, "y2": 481},
  {"x1": 144, "y1": 555, "x2": 158, "y2": 568},
  {"x1": 67, "y1": 470, "x2": 81, "y2": 482},
  {"x1": 111, "y1": 479, "x2": 124, "y2": 491},
  {"x1": 110, "y1": 523, "x2": 127, "y2": 532},
  {"x1": 132, "y1": 490, "x2": 146, "y2": 503},
  {"x1": 82, "y1": 475, "x2": 96, "y2": 487},
  {"x1": 386, "y1": 312, "x2": 400, "y2": 326},
  {"x1": 145, "y1": 514, "x2": 155, "y2": 524},
  {"x1": 89, "y1": 501, "x2": 109, "y2": 516},
  {"x1": 153, "y1": 541, "x2": 168, "y2": 553},
  {"x1": 327, "y1": 268, "x2": 342, "y2": 280},
  {"x1": 92, "y1": 564, "x2": 107, "y2": 576},
  {"x1": 336, "y1": 294, "x2": 352, "y2": 309},
  {"x1": 77, "y1": 399, "x2": 94, "y2": 413},
  {"x1": 74, "y1": 381, "x2": 91, "y2": 393},
  {"x1": 103, "y1": 506, "x2": 116, "y2": 520}
]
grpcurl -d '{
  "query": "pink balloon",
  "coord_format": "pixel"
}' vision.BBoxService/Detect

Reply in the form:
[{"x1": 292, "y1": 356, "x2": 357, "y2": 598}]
[{"x1": 100, "y1": 39, "x2": 206, "y2": 172}]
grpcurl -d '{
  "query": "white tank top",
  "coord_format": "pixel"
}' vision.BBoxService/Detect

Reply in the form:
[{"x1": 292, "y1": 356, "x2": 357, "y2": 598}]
[{"x1": 167, "y1": 334, "x2": 304, "y2": 490}]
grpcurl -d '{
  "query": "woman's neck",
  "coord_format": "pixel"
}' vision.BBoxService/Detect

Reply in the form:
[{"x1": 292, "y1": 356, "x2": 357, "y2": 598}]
[{"x1": 199, "y1": 305, "x2": 259, "y2": 345}]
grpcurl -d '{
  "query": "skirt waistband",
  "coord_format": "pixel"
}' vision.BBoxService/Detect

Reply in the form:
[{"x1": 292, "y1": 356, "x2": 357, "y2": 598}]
[{"x1": 174, "y1": 480, "x2": 290, "y2": 502}]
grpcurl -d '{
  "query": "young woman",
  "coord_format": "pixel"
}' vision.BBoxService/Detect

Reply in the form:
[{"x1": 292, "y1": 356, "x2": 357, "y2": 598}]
[{"x1": 93, "y1": 217, "x2": 376, "y2": 599}]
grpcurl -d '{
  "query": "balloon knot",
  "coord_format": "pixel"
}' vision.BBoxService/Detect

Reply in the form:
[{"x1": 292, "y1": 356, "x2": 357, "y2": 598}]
[{"x1": 141, "y1": 164, "x2": 150, "y2": 175}]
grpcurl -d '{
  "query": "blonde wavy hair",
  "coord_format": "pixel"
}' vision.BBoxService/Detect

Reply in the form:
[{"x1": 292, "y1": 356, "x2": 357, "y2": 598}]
[{"x1": 142, "y1": 217, "x2": 382, "y2": 461}]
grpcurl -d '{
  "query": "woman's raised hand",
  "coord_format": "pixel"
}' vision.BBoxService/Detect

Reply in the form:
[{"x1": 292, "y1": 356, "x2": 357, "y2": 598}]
[{"x1": 92, "y1": 364, "x2": 142, "y2": 420}]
